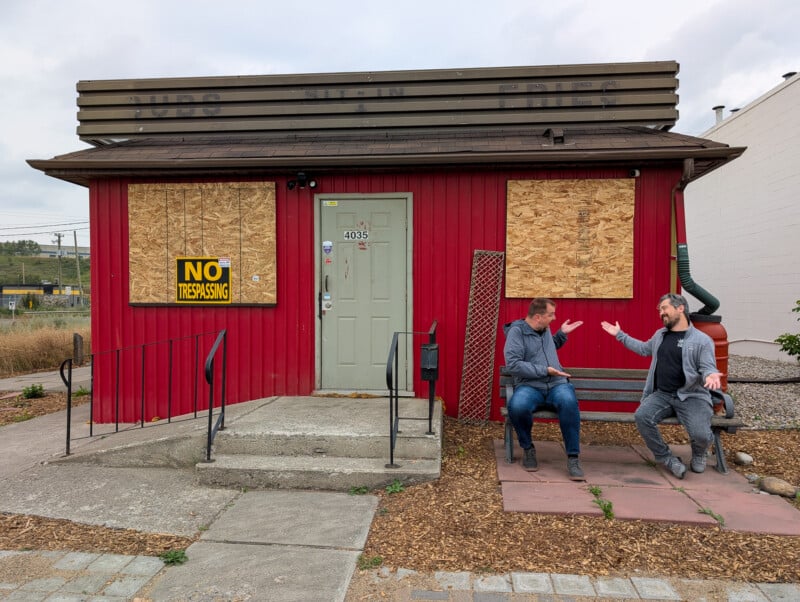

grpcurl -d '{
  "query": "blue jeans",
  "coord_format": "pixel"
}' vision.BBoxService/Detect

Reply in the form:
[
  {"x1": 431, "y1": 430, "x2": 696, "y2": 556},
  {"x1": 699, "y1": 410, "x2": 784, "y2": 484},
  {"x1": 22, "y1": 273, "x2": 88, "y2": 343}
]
[
  {"x1": 634, "y1": 390, "x2": 713, "y2": 463},
  {"x1": 507, "y1": 383, "x2": 581, "y2": 456}
]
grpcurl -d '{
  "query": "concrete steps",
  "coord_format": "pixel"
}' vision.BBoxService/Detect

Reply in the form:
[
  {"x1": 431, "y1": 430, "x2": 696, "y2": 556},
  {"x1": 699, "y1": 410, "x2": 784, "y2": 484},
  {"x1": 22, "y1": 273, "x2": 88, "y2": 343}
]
[{"x1": 195, "y1": 396, "x2": 442, "y2": 491}]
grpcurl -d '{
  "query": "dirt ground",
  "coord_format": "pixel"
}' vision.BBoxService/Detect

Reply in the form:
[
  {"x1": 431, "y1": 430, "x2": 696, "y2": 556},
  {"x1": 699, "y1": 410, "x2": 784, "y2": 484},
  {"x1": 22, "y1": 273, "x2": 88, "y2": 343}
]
[{"x1": 1, "y1": 392, "x2": 799, "y2": 582}]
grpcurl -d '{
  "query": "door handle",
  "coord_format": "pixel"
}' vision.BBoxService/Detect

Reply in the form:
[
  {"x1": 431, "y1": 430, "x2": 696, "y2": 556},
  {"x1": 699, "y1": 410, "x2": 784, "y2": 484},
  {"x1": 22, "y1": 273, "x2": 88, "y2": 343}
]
[{"x1": 325, "y1": 275, "x2": 329, "y2": 292}]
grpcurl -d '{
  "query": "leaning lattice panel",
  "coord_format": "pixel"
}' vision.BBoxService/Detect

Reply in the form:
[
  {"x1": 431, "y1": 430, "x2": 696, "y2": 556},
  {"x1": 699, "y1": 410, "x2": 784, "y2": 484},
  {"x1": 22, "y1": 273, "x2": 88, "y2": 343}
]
[{"x1": 458, "y1": 250, "x2": 505, "y2": 423}]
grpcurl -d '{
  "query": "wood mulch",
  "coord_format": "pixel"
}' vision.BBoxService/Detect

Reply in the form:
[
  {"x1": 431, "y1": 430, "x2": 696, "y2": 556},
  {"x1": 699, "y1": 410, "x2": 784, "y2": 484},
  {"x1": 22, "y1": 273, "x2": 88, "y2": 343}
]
[
  {"x1": 1, "y1": 393, "x2": 799, "y2": 580},
  {"x1": 362, "y1": 419, "x2": 800, "y2": 583}
]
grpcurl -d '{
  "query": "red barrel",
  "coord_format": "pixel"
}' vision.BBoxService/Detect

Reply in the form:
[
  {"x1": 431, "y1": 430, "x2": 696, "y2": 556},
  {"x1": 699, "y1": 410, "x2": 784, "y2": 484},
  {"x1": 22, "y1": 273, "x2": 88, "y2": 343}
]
[{"x1": 690, "y1": 313, "x2": 729, "y2": 395}]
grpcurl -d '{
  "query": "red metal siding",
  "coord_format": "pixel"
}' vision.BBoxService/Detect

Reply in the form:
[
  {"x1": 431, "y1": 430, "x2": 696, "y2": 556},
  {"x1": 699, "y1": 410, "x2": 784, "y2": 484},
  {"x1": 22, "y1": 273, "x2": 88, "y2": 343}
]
[{"x1": 89, "y1": 166, "x2": 682, "y2": 423}]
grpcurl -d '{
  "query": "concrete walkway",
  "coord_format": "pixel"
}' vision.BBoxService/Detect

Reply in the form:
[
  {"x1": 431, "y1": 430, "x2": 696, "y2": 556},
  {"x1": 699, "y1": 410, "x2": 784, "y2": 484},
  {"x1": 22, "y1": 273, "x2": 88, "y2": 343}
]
[{"x1": 1, "y1": 369, "x2": 799, "y2": 601}]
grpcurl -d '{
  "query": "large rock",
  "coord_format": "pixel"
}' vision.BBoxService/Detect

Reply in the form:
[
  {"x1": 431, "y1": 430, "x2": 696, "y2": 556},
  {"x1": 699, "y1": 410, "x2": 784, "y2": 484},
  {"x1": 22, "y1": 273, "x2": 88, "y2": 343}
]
[
  {"x1": 758, "y1": 476, "x2": 799, "y2": 498},
  {"x1": 734, "y1": 451, "x2": 753, "y2": 465}
]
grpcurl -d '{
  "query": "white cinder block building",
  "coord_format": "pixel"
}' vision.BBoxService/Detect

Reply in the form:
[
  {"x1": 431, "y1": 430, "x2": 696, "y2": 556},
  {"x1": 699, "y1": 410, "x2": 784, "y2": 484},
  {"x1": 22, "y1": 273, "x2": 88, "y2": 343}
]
[{"x1": 684, "y1": 72, "x2": 800, "y2": 362}]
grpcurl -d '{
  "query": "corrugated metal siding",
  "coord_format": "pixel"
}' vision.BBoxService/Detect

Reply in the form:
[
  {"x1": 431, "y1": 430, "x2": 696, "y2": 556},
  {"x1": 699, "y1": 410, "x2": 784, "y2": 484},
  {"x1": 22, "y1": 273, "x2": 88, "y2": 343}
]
[{"x1": 90, "y1": 166, "x2": 680, "y2": 423}]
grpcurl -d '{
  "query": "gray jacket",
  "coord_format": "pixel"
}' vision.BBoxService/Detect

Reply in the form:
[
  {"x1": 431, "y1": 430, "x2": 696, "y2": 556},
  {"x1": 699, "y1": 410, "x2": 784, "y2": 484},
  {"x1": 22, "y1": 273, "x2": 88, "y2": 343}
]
[
  {"x1": 503, "y1": 319, "x2": 569, "y2": 392},
  {"x1": 615, "y1": 325, "x2": 718, "y2": 405}
]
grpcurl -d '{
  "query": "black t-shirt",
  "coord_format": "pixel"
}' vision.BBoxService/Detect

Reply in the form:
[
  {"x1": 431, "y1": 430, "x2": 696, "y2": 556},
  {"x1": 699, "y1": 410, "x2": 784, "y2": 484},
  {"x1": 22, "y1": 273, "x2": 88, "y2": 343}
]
[{"x1": 655, "y1": 330, "x2": 685, "y2": 393}]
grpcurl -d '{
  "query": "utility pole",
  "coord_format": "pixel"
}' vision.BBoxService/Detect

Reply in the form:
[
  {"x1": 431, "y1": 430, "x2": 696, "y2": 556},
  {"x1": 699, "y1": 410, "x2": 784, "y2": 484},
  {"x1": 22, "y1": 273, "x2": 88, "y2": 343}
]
[
  {"x1": 54, "y1": 232, "x2": 63, "y2": 295},
  {"x1": 73, "y1": 230, "x2": 84, "y2": 306}
]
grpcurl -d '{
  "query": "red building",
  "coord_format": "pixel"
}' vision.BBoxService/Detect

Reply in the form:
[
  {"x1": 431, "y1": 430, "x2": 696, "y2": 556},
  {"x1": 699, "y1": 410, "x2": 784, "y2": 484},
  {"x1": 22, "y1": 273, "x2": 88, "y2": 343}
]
[{"x1": 29, "y1": 62, "x2": 742, "y2": 423}]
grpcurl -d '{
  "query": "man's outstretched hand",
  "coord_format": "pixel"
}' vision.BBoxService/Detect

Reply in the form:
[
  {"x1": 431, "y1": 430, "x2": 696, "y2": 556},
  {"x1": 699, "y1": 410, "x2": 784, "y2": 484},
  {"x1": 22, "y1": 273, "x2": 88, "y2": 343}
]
[
  {"x1": 600, "y1": 320, "x2": 620, "y2": 336},
  {"x1": 560, "y1": 319, "x2": 584, "y2": 334}
]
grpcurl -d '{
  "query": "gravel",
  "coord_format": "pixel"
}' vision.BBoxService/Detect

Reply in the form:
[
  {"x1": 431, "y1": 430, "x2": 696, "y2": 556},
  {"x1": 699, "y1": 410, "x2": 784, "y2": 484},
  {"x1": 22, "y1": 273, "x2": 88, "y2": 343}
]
[{"x1": 727, "y1": 354, "x2": 800, "y2": 430}]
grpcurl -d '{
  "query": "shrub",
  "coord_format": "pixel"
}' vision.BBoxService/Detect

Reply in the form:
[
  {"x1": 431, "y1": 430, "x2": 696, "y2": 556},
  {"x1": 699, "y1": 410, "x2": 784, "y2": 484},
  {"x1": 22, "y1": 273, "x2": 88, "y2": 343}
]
[
  {"x1": 775, "y1": 300, "x2": 800, "y2": 361},
  {"x1": 22, "y1": 384, "x2": 45, "y2": 399}
]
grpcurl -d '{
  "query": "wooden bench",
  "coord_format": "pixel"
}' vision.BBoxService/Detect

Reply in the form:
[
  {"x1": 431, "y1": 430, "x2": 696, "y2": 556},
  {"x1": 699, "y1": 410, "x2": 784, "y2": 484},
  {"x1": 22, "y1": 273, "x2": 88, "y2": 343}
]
[{"x1": 499, "y1": 366, "x2": 745, "y2": 474}]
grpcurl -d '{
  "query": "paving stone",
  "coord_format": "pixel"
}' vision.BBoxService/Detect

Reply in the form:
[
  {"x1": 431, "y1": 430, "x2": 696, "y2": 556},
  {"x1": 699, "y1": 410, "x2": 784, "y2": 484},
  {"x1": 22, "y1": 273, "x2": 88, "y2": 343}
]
[
  {"x1": 86, "y1": 553, "x2": 134, "y2": 573},
  {"x1": 593, "y1": 576, "x2": 638, "y2": 598},
  {"x1": 101, "y1": 575, "x2": 153, "y2": 597},
  {"x1": 510, "y1": 572, "x2": 553, "y2": 594},
  {"x1": 122, "y1": 555, "x2": 164, "y2": 576},
  {"x1": 551, "y1": 573, "x2": 595, "y2": 597},
  {"x1": 19, "y1": 576, "x2": 68, "y2": 592},
  {"x1": 53, "y1": 551, "x2": 99, "y2": 571},
  {"x1": 757, "y1": 582, "x2": 800, "y2": 601},
  {"x1": 725, "y1": 583, "x2": 770, "y2": 601},
  {"x1": 435, "y1": 570, "x2": 472, "y2": 590},
  {"x1": 474, "y1": 574, "x2": 512, "y2": 592},
  {"x1": 473, "y1": 593, "x2": 511, "y2": 602},
  {"x1": 411, "y1": 590, "x2": 449, "y2": 600},
  {"x1": 59, "y1": 573, "x2": 110, "y2": 594},
  {"x1": 631, "y1": 576, "x2": 681, "y2": 600}
]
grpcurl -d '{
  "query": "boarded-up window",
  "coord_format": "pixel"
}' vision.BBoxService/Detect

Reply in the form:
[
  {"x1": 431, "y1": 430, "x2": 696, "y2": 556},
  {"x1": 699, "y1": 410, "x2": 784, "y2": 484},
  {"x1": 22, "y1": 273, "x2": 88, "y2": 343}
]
[
  {"x1": 128, "y1": 182, "x2": 276, "y2": 305},
  {"x1": 505, "y1": 179, "x2": 634, "y2": 299}
]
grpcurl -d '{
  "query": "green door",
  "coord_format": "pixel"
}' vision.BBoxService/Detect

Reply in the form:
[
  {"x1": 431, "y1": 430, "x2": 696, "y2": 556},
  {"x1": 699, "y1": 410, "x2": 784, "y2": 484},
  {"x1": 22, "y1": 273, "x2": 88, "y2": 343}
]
[{"x1": 318, "y1": 196, "x2": 409, "y2": 391}]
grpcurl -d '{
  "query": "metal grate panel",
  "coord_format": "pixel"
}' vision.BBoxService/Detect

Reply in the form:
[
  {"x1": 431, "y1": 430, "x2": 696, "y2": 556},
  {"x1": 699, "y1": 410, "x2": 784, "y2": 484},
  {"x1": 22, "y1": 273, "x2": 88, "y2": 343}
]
[{"x1": 458, "y1": 250, "x2": 505, "y2": 423}]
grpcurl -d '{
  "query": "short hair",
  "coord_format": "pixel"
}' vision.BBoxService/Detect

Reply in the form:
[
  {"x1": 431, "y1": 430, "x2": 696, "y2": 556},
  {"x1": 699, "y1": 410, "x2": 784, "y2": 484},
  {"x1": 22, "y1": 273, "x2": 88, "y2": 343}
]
[
  {"x1": 659, "y1": 293, "x2": 689, "y2": 312},
  {"x1": 527, "y1": 297, "x2": 555, "y2": 317}
]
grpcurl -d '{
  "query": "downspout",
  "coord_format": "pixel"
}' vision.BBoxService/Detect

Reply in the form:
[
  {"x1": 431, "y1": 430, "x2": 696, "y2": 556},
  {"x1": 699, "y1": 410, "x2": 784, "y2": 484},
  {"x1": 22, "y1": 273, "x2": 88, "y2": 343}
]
[{"x1": 671, "y1": 159, "x2": 720, "y2": 315}]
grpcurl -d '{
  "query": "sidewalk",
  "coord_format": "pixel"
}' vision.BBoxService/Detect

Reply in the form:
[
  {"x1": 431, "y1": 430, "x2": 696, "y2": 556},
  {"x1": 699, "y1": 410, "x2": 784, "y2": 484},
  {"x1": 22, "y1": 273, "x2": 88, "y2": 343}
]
[{"x1": 1, "y1": 369, "x2": 799, "y2": 601}]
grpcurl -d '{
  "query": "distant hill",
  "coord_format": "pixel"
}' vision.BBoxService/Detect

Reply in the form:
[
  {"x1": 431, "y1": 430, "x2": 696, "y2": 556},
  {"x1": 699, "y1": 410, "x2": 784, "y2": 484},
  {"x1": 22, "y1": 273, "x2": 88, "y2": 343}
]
[{"x1": 0, "y1": 255, "x2": 90, "y2": 292}]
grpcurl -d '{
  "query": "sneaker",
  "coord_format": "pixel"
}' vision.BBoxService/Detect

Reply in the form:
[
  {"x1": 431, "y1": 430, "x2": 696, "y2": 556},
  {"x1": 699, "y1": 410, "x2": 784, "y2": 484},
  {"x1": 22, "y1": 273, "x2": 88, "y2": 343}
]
[
  {"x1": 567, "y1": 456, "x2": 585, "y2": 481},
  {"x1": 664, "y1": 455, "x2": 687, "y2": 479},
  {"x1": 691, "y1": 454, "x2": 707, "y2": 473},
  {"x1": 522, "y1": 446, "x2": 538, "y2": 471}
]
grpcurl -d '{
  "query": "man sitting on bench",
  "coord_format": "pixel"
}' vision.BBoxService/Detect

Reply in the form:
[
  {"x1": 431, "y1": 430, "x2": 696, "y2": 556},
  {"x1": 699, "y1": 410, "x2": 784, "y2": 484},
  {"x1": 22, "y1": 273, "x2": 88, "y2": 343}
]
[
  {"x1": 601, "y1": 293, "x2": 723, "y2": 479},
  {"x1": 503, "y1": 297, "x2": 585, "y2": 481}
]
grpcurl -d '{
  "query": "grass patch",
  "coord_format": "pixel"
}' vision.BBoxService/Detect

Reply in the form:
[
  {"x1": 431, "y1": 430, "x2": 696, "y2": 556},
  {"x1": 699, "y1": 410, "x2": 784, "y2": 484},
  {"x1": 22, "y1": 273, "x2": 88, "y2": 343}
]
[{"x1": 0, "y1": 317, "x2": 90, "y2": 377}]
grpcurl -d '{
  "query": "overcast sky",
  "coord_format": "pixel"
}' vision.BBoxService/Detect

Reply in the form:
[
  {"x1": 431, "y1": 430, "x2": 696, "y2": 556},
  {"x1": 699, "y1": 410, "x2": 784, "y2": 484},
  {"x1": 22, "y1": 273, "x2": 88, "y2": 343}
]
[{"x1": 1, "y1": 0, "x2": 798, "y2": 247}]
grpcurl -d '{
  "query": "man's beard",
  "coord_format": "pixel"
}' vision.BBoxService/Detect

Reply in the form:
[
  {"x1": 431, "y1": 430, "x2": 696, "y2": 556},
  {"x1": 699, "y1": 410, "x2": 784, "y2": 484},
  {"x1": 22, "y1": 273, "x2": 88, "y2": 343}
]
[{"x1": 662, "y1": 314, "x2": 679, "y2": 330}]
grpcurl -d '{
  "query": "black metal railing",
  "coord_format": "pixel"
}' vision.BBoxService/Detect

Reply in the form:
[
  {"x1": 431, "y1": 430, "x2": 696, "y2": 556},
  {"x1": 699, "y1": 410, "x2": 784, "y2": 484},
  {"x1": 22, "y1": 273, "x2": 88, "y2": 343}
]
[
  {"x1": 63, "y1": 329, "x2": 227, "y2": 456},
  {"x1": 385, "y1": 320, "x2": 438, "y2": 468},
  {"x1": 203, "y1": 329, "x2": 228, "y2": 462}
]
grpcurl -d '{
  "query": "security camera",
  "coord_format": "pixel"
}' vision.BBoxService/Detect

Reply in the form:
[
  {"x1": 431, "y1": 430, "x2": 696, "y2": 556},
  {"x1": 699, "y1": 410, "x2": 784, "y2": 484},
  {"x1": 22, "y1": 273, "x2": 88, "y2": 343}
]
[{"x1": 629, "y1": 169, "x2": 641, "y2": 177}]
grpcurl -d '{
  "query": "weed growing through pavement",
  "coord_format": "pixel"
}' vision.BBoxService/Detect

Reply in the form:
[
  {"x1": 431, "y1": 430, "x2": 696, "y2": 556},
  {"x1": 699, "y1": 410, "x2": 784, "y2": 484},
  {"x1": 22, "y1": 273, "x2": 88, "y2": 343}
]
[
  {"x1": 587, "y1": 485, "x2": 614, "y2": 519},
  {"x1": 73, "y1": 385, "x2": 90, "y2": 397},
  {"x1": 699, "y1": 507, "x2": 725, "y2": 526},
  {"x1": 349, "y1": 486, "x2": 369, "y2": 495},
  {"x1": 159, "y1": 550, "x2": 188, "y2": 565}
]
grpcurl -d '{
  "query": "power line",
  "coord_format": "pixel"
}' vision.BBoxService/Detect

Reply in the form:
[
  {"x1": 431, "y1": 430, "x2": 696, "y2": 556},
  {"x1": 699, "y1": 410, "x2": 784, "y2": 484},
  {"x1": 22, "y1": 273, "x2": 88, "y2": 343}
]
[
  {"x1": 0, "y1": 227, "x2": 90, "y2": 238},
  {"x1": 0, "y1": 220, "x2": 89, "y2": 231}
]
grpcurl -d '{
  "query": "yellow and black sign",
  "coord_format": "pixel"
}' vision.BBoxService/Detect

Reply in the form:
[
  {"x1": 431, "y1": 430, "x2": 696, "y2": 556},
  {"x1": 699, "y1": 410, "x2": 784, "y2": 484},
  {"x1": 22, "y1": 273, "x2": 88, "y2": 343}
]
[{"x1": 176, "y1": 257, "x2": 231, "y2": 304}]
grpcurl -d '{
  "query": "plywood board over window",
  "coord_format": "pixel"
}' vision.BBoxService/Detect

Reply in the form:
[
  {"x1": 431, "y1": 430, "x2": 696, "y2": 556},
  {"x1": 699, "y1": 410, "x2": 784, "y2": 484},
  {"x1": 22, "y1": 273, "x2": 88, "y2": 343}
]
[
  {"x1": 505, "y1": 179, "x2": 634, "y2": 299},
  {"x1": 128, "y1": 182, "x2": 276, "y2": 305}
]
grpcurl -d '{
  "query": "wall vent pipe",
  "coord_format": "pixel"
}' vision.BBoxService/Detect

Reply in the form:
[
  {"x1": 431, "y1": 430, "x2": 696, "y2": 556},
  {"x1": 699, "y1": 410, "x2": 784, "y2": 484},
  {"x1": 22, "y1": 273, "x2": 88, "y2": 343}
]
[{"x1": 712, "y1": 105, "x2": 725, "y2": 124}]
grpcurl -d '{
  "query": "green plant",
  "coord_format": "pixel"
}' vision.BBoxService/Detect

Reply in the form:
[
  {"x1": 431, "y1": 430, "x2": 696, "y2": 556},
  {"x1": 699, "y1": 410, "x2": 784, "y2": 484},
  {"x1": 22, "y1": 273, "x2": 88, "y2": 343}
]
[
  {"x1": 11, "y1": 413, "x2": 34, "y2": 423},
  {"x1": 775, "y1": 300, "x2": 800, "y2": 361},
  {"x1": 22, "y1": 384, "x2": 45, "y2": 399},
  {"x1": 588, "y1": 485, "x2": 602, "y2": 497},
  {"x1": 699, "y1": 507, "x2": 725, "y2": 526},
  {"x1": 159, "y1": 549, "x2": 188, "y2": 565},
  {"x1": 73, "y1": 385, "x2": 90, "y2": 397},
  {"x1": 357, "y1": 554, "x2": 382, "y2": 569},
  {"x1": 456, "y1": 445, "x2": 466, "y2": 458},
  {"x1": 349, "y1": 486, "x2": 369, "y2": 495},
  {"x1": 385, "y1": 479, "x2": 405, "y2": 494},
  {"x1": 592, "y1": 498, "x2": 615, "y2": 519}
]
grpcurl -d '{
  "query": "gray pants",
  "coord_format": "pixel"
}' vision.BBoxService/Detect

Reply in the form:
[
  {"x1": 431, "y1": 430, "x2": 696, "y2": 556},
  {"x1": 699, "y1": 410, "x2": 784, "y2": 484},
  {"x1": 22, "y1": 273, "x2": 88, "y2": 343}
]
[{"x1": 634, "y1": 390, "x2": 713, "y2": 464}]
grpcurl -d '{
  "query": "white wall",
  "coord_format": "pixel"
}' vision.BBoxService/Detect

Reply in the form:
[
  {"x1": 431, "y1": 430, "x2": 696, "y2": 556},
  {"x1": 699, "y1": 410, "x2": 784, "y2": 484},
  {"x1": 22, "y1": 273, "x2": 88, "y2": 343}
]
[{"x1": 684, "y1": 74, "x2": 800, "y2": 362}]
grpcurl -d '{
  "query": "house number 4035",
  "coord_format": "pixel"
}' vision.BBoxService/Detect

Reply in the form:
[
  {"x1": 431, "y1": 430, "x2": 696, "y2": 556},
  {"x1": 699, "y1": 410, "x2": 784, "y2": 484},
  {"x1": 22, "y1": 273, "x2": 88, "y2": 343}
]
[{"x1": 343, "y1": 230, "x2": 369, "y2": 240}]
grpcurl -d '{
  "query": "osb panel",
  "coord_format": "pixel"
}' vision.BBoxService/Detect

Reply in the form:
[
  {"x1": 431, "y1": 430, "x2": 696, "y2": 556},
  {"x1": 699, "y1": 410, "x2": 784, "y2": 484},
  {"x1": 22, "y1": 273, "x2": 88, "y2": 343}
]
[
  {"x1": 128, "y1": 182, "x2": 276, "y2": 304},
  {"x1": 505, "y1": 179, "x2": 634, "y2": 299},
  {"x1": 239, "y1": 186, "x2": 277, "y2": 304},
  {"x1": 128, "y1": 186, "x2": 168, "y2": 303}
]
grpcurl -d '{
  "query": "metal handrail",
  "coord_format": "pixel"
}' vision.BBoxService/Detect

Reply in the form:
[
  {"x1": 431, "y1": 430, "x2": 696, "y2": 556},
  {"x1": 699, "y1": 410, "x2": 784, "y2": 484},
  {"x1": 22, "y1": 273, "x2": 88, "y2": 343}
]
[
  {"x1": 385, "y1": 320, "x2": 438, "y2": 468},
  {"x1": 203, "y1": 329, "x2": 228, "y2": 462},
  {"x1": 63, "y1": 329, "x2": 226, "y2": 455}
]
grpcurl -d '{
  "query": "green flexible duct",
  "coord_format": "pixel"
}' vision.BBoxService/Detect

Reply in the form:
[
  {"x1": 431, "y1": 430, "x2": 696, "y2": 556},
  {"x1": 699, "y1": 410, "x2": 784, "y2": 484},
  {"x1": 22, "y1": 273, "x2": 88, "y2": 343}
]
[{"x1": 676, "y1": 243, "x2": 719, "y2": 315}]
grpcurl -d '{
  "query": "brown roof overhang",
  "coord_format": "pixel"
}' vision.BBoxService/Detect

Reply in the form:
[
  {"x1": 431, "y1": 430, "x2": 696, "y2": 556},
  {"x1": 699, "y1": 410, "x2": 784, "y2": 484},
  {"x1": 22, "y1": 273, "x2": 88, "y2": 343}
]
[{"x1": 28, "y1": 126, "x2": 745, "y2": 187}]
